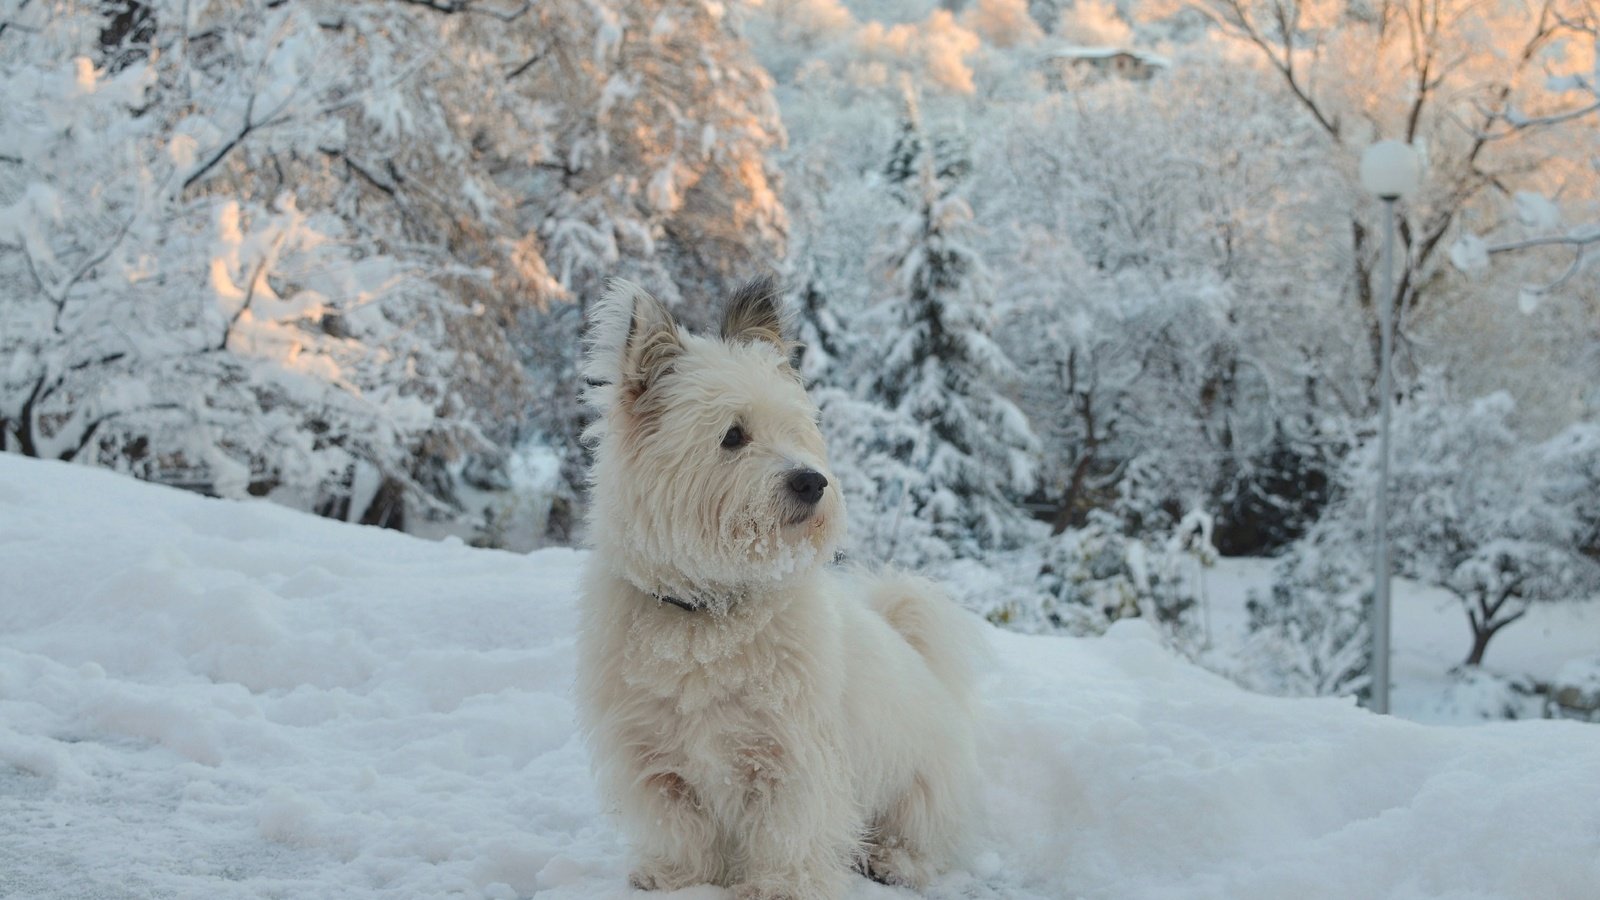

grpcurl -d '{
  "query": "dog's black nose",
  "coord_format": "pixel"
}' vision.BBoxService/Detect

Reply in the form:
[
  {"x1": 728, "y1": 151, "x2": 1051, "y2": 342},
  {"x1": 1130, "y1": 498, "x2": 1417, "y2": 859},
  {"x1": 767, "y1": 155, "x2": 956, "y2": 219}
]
[{"x1": 786, "y1": 469, "x2": 828, "y2": 505}]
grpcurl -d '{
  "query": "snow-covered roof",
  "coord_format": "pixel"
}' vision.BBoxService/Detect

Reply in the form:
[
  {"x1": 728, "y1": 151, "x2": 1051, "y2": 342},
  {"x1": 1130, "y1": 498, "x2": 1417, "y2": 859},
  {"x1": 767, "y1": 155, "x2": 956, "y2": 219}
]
[{"x1": 1040, "y1": 44, "x2": 1172, "y2": 69}]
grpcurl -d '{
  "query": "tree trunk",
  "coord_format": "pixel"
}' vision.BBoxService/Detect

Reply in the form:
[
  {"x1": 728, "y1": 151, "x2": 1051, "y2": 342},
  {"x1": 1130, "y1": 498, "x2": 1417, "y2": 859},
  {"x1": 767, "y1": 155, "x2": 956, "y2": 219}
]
[
  {"x1": 1464, "y1": 625, "x2": 1494, "y2": 667},
  {"x1": 1463, "y1": 614, "x2": 1522, "y2": 667},
  {"x1": 14, "y1": 377, "x2": 44, "y2": 458},
  {"x1": 1050, "y1": 453, "x2": 1094, "y2": 536},
  {"x1": 1464, "y1": 584, "x2": 1529, "y2": 667}
]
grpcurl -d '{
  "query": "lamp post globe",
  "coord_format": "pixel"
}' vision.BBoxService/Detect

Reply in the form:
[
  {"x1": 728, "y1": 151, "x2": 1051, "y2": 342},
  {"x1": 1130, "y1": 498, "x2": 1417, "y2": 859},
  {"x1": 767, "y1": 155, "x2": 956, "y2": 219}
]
[{"x1": 1360, "y1": 140, "x2": 1422, "y2": 201}]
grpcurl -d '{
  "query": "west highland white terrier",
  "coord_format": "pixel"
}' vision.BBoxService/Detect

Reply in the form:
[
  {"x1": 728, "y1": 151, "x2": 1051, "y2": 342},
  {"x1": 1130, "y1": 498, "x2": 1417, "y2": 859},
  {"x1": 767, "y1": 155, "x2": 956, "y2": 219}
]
[{"x1": 575, "y1": 278, "x2": 986, "y2": 900}]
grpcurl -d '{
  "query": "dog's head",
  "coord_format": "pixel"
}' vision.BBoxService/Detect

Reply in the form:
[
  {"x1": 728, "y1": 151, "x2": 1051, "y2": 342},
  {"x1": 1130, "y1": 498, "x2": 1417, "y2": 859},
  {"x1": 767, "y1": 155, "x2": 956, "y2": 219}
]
[{"x1": 582, "y1": 277, "x2": 844, "y2": 608}]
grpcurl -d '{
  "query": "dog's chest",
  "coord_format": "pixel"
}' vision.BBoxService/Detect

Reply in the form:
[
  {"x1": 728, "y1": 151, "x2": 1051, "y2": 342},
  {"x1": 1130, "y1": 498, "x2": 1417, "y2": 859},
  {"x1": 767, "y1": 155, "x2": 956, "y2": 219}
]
[
  {"x1": 618, "y1": 625, "x2": 822, "y2": 796},
  {"x1": 605, "y1": 598, "x2": 848, "y2": 798},
  {"x1": 623, "y1": 599, "x2": 830, "y2": 701},
  {"x1": 622, "y1": 623, "x2": 809, "y2": 716}
]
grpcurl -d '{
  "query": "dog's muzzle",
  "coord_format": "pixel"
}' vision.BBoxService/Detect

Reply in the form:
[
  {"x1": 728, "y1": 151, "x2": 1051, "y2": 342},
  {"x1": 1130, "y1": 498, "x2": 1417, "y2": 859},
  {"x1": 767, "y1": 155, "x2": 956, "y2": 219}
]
[
  {"x1": 786, "y1": 469, "x2": 827, "y2": 506},
  {"x1": 782, "y1": 468, "x2": 828, "y2": 526}
]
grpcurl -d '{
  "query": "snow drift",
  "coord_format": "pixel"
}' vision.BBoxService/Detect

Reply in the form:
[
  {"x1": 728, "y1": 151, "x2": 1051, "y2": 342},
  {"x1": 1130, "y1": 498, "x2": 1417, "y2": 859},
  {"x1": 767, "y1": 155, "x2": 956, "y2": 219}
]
[{"x1": 0, "y1": 455, "x2": 1595, "y2": 899}]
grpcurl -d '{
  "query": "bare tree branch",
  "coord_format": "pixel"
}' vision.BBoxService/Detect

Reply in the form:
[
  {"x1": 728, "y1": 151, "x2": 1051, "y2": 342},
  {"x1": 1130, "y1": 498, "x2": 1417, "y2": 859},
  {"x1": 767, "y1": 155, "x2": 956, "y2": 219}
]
[
  {"x1": 219, "y1": 257, "x2": 269, "y2": 350},
  {"x1": 505, "y1": 50, "x2": 544, "y2": 81},
  {"x1": 394, "y1": 0, "x2": 531, "y2": 21},
  {"x1": 64, "y1": 402, "x2": 185, "y2": 463},
  {"x1": 1190, "y1": 0, "x2": 1342, "y2": 139}
]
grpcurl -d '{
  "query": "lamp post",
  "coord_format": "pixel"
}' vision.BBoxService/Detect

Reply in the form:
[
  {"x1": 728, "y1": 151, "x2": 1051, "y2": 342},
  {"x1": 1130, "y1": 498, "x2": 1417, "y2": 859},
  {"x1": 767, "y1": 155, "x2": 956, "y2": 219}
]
[{"x1": 1359, "y1": 140, "x2": 1422, "y2": 715}]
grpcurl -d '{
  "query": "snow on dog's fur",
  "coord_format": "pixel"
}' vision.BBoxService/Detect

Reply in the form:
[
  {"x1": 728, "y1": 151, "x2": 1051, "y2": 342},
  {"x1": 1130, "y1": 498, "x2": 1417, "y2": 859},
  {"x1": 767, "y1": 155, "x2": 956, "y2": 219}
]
[{"x1": 576, "y1": 278, "x2": 986, "y2": 900}]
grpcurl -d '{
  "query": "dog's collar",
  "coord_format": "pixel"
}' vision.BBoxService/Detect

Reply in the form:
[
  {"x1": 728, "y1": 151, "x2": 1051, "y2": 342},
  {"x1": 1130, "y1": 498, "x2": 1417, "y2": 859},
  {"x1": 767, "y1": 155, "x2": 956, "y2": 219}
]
[{"x1": 654, "y1": 594, "x2": 703, "y2": 613}]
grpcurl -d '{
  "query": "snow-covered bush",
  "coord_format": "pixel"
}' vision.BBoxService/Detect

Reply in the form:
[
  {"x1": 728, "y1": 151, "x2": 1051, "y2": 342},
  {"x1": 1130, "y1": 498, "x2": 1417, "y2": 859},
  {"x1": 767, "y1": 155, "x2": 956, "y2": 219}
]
[
  {"x1": 1548, "y1": 656, "x2": 1600, "y2": 723},
  {"x1": 1237, "y1": 384, "x2": 1600, "y2": 699},
  {"x1": 814, "y1": 386, "x2": 946, "y2": 567},
  {"x1": 1433, "y1": 668, "x2": 1545, "y2": 722},
  {"x1": 985, "y1": 511, "x2": 1213, "y2": 653},
  {"x1": 1237, "y1": 537, "x2": 1372, "y2": 699},
  {"x1": 1538, "y1": 422, "x2": 1600, "y2": 565}
]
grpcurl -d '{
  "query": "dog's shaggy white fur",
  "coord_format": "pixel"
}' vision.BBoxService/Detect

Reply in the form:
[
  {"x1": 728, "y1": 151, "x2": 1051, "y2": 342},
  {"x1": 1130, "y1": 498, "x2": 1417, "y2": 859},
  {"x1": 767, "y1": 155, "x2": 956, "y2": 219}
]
[{"x1": 575, "y1": 279, "x2": 986, "y2": 900}]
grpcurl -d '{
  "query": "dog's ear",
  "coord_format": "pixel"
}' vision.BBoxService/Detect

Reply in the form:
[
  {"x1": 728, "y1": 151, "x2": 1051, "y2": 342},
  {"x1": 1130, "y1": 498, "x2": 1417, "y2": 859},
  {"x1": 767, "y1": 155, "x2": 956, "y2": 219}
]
[
  {"x1": 720, "y1": 276, "x2": 790, "y2": 353},
  {"x1": 620, "y1": 284, "x2": 684, "y2": 400},
  {"x1": 584, "y1": 279, "x2": 683, "y2": 406}
]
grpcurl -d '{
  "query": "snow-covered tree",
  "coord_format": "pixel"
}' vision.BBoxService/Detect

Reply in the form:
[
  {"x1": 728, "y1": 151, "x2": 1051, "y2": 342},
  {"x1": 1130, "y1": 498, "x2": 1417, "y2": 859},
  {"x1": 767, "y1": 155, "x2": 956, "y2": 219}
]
[
  {"x1": 1318, "y1": 386, "x2": 1600, "y2": 667},
  {"x1": 771, "y1": 101, "x2": 944, "y2": 566},
  {"x1": 1191, "y1": 0, "x2": 1594, "y2": 400},
  {"x1": 1056, "y1": 0, "x2": 1135, "y2": 45},
  {"x1": 970, "y1": 62, "x2": 1360, "y2": 552},
  {"x1": 514, "y1": 0, "x2": 788, "y2": 314},
  {"x1": 865, "y1": 93, "x2": 1039, "y2": 558},
  {"x1": 489, "y1": 0, "x2": 791, "y2": 527},
  {"x1": 998, "y1": 263, "x2": 1280, "y2": 543},
  {"x1": 1, "y1": 0, "x2": 796, "y2": 542},
  {"x1": 0, "y1": 1, "x2": 547, "y2": 530},
  {"x1": 962, "y1": 0, "x2": 1046, "y2": 49},
  {"x1": 1442, "y1": 1, "x2": 1600, "y2": 294}
]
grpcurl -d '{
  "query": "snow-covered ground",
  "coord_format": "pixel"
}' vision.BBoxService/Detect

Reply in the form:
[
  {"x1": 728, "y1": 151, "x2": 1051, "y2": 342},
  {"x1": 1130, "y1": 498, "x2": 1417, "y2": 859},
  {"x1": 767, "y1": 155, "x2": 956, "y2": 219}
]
[{"x1": 3, "y1": 455, "x2": 1598, "y2": 899}]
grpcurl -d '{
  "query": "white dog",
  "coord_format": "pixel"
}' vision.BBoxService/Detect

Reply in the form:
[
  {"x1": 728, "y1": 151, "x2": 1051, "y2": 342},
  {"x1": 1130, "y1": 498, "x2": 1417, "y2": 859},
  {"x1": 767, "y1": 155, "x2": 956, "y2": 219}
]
[{"x1": 575, "y1": 278, "x2": 986, "y2": 900}]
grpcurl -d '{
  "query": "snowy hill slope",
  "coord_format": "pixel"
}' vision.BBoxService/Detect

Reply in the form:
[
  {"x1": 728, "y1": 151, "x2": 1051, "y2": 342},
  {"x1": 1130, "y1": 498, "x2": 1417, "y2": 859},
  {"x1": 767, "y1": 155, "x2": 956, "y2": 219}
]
[{"x1": 1, "y1": 455, "x2": 1596, "y2": 899}]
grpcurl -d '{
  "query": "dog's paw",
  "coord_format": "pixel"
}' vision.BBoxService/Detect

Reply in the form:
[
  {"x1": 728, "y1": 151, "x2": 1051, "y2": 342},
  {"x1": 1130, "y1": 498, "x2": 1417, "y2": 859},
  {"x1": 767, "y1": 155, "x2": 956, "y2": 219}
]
[
  {"x1": 858, "y1": 845, "x2": 936, "y2": 890},
  {"x1": 627, "y1": 868, "x2": 663, "y2": 891},
  {"x1": 731, "y1": 885, "x2": 806, "y2": 900},
  {"x1": 628, "y1": 862, "x2": 698, "y2": 893},
  {"x1": 731, "y1": 875, "x2": 840, "y2": 900}
]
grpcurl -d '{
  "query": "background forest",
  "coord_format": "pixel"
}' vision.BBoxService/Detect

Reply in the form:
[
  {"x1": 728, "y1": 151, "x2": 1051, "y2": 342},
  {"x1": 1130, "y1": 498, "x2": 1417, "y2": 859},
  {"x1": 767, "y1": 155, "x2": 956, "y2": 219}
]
[{"x1": 4, "y1": 0, "x2": 1598, "y2": 716}]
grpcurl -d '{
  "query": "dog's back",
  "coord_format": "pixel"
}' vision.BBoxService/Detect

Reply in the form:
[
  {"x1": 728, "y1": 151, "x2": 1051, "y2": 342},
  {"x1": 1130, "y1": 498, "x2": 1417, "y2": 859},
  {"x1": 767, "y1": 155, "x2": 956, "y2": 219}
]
[
  {"x1": 859, "y1": 570, "x2": 987, "y2": 712},
  {"x1": 827, "y1": 568, "x2": 987, "y2": 886}
]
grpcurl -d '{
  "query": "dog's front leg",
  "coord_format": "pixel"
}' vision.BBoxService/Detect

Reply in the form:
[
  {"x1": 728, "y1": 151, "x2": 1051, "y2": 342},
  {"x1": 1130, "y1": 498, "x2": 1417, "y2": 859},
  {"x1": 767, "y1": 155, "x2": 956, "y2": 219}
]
[
  {"x1": 622, "y1": 765, "x2": 722, "y2": 891},
  {"x1": 731, "y1": 740, "x2": 854, "y2": 900}
]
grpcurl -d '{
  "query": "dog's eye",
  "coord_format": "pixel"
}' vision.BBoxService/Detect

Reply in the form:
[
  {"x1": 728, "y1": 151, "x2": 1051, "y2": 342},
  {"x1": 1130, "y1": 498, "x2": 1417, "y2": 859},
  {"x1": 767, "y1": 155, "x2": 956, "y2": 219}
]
[{"x1": 721, "y1": 425, "x2": 747, "y2": 449}]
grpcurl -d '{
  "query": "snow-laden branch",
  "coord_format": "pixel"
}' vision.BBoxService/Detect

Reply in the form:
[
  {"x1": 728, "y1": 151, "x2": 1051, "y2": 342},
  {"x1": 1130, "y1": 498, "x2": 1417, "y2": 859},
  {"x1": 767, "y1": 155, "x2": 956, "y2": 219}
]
[
  {"x1": 1478, "y1": 230, "x2": 1599, "y2": 295},
  {"x1": 219, "y1": 257, "x2": 270, "y2": 351},
  {"x1": 1485, "y1": 230, "x2": 1600, "y2": 254},
  {"x1": 1475, "y1": 99, "x2": 1600, "y2": 141}
]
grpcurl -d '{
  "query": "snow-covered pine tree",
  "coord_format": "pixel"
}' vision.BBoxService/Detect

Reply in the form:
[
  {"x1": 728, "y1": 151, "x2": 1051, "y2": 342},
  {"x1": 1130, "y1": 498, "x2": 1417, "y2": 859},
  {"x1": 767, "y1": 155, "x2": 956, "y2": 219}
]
[
  {"x1": 780, "y1": 222, "x2": 932, "y2": 564},
  {"x1": 865, "y1": 89, "x2": 1039, "y2": 559},
  {"x1": 793, "y1": 274, "x2": 849, "y2": 385}
]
